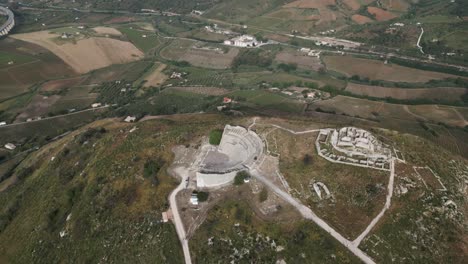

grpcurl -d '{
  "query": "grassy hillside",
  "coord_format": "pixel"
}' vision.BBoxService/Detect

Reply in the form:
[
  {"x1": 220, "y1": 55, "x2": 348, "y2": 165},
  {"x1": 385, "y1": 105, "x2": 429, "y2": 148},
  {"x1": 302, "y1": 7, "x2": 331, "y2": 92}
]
[{"x1": 0, "y1": 114, "x2": 228, "y2": 263}]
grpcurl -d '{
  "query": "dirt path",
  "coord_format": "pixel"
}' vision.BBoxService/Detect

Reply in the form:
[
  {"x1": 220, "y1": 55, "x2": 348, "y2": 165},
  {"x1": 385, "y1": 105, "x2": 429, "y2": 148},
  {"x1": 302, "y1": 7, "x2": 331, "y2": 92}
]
[
  {"x1": 250, "y1": 168, "x2": 376, "y2": 264},
  {"x1": 0, "y1": 105, "x2": 109, "y2": 129},
  {"x1": 451, "y1": 108, "x2": 468, "y2": 126},
  {"x1": 403, "y1": 105, "x2": 427, "y2": 121},
  {"x1": 168, "y1": 167, "x2": 193, "y2": 264},
  {"x1": 352, "y1": 158, "x2": 395, "y2": 246}
]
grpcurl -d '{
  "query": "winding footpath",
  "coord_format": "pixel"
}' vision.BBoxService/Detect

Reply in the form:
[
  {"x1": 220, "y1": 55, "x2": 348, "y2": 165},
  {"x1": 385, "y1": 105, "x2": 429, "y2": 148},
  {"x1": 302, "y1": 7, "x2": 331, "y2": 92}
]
[
  {"x1": 168, "y1": 167, "x2": 192, "y2": 264},
  {"x1": 353, "y1": 158, "x2": 395, "y2": 246},
  {"x1": 416, "y1": 26, "x2": 425, "y2": 54},
  {"x1": 250, "y1": 169, "x2": 375, "y2": 264}
]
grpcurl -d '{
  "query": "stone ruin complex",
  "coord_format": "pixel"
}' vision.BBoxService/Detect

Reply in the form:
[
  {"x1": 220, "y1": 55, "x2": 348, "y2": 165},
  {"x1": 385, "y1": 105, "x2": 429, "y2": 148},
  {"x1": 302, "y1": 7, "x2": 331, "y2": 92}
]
[{"x1": 317, "y1": 127, "x2": 392, "y2": 170}]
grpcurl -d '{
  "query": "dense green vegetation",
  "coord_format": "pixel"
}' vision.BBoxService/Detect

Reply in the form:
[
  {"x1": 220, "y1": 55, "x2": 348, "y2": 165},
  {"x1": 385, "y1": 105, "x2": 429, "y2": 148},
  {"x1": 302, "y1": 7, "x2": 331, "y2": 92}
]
[
  {"x1": 209, "y1": 129, "x2": 223, "y2": 145},
  {"x1": 234, "y1": 171, "x2": 250, "y2": 185}
]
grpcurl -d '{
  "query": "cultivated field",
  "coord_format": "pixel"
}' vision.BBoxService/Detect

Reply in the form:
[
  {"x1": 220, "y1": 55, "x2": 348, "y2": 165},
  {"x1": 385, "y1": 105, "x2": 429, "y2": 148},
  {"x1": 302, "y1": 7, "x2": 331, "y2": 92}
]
[
  {"x1": 352, "y1": 14, "x2": 373, "y2": 24},
  {"x1": 345, "y1": 83, "x2": 468, "y2": 102},
  {"x1": 407, "y1": 105, "x2": 468, "y2": 127},
  {"x1": 142, "y1": 63, "x2": 167, "y2": 87},
  {"x1": 0, "y1": 38, "x2": 75, "y2": 99},
  {"x1": 323, "y1": 56, "x2": 458, "y2": 82},
  {"x1": 161, "y1": 39, "x2": 239, "y2": 69},
  {"x1": 169, "y1": 86, "x2": 229, "y2": 96},
  {"x1": 12, "y1": 31, "x2": 144, "y2": 74},
  {"x1": 313, "y1": 95, "x2": 467, "y2": 126},
  {"x1": 275, "y1": 51, "x2": 323, "y2": 71},
  {"x1": 381, "y1": 0, "x2": 410, "y2": 12},
  {"x1": 367, "y1": 7, "x2": 397, "y2": 21},
  {"x1": 92, "y1": 26, "x2": 122, "y2": 36},
  {"x1": 182, "y1": 48, "x2": 239, "y2": 69},
  {"x1": 40, "y1": 76, "x2": 87, "y2": 92},
  {"x1": 284, "y1": 0, "x2": 336, "y2": 9},
  {"x1": 343, "y1": 0, "x2": 361, "y2": 10}
]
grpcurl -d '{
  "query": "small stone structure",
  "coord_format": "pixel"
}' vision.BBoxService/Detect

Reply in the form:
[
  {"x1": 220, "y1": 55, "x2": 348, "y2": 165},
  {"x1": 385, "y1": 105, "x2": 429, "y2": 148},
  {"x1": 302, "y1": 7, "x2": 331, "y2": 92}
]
[{"x1": 196, "y1": 125, "x2": 263, "y2": 188}]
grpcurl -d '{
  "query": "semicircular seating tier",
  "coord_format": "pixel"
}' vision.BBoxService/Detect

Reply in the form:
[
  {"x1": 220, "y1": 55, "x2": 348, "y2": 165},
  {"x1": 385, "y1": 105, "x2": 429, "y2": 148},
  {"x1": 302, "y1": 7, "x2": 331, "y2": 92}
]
[{"x1": 196, "y1": 125, "x2": 263, "y2": 188}]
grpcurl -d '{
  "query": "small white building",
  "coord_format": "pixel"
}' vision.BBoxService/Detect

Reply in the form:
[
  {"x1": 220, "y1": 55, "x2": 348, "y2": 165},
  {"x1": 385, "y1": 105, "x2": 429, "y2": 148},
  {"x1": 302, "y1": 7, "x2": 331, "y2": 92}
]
[
  {"x1": 190, "y1": 194, "x2": 199, "y2": 205},
  {"x1": 5, "y1": 143, "x2": 16, "y2": 150},
  {"x1": 124, "y1": 116, "x2": 136, "y2": 123},
  {"x1": 224, "y1": 35, "x2": 258, "y2": 47}
]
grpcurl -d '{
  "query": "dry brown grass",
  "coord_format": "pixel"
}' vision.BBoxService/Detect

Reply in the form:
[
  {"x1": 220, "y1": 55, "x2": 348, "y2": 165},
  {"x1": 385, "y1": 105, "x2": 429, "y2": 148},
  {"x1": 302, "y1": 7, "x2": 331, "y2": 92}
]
[
  {"x1": 170, "y1": 86, "x2": 229, "y2": 96},
  {"x1": 343, "y1": 0, "x2": 361, "y2": 10},
  {"x1": 345, "y1": 83, "x2": 468, "y2": 101},
  {"x1": 323, "y1": 55, "x2": 457, "y2": 82},
  {"x1": 15, "y1": 94, "x2": 61, "y2": 121},
  {"x1": 407, "y1": 105, "x2": 467, "y2": 127},
  {"x1": 92, "y1": 26, "x2": 122, "y2": 36},
  {"x1": 352, "y1": 14, "x2": 373, "y2": 24},
  {"x1": 12, "y1": 31, "x2": 143, "y2": 74},
  {"x1": 284, "y1": 0, "x2": 336, "y2": 8},
  {"x1": 313, "y1": 95, "x2": 468, "y2": 127},
  {"x1": 367, "y1": 6, "x2": 397, "y2": 21},
  {"x1": 143, "y1": 63, "x2": 167, "y2": 87},
  {"x1": 381, "y1": 0, "x2": 410, "y2": 12},
  {"x1": 40, "y1": 76, "x2": 87, "y2": 92},
  {"x1": 265, "y1": 127, "x2": 388, "y2": 239},
  {"x1": 275, "y1": 51, "x2": 323, "y2": 71},
  {"x1": 181, "y1": 48, "x2": 239, "y2": 69}
]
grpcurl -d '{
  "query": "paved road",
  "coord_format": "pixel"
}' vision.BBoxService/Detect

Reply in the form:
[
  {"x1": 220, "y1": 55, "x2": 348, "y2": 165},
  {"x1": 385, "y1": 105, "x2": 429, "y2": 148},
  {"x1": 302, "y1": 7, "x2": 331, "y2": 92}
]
[
  {"x1": 168, "y1": 167, "x2": 192, "y2": 264},
  {"x1": 250, "y1": 168, "x2": 376, "y2": 264},
  {"x1": 353, "y1": 158, "x2": 395, "y2": 246},
  {"x1": 0, "y1": 105, "x2": 109, "y2": 129}
]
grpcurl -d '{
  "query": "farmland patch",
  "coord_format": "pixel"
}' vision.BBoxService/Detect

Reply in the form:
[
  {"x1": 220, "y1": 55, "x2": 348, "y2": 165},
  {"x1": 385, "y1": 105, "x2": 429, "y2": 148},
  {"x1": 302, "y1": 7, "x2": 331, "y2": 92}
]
[
  {"x1": 367, "y1": 7, "x2": 397, "y2": 21},
  {"x1": 323, "y1": 55, "x2": 458, "y2": 82},
  {"x1": 345, "y1": 83, "x2": 468, "y2": 102},
  {"x1": 12, "y1": 31, "x2": 144, "y2": 74}
]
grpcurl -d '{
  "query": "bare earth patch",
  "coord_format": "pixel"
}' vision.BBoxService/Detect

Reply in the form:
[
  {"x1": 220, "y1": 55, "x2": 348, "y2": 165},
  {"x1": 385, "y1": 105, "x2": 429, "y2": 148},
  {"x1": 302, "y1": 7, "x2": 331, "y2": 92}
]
[
  {"x1": 181, "y1": 48, "x2": 239, "y2": 69},
  {"x1": 343, "y1": 0, "x2": 361, "y2": 10},
  {"x1": 352, "y1": 14, "x2": 373, "y2": 24},
  {"x1": 143, "y1": 63, "x2": 167, "y2": 87},
  {"x1": 170, "y1": 86, "x2": 229, "y2": 96},
  {"x1": 323, "y1": 55, "x2": 458, "y2": 82},
  {"x1": 15, "y1": 94, "x2": 61, "y2": 121},
  {"x1": 381, "y1": 0, "x2": 410, "y2": 12},
  {"x1": 92, "y1": 26, "x2": 122, "y2": 36},
  {"x1": 367, "y1": 6, "x2": 397, "y2": 21},
  {"x1": 345, "y1": 83, "x2": 468, "y2": 101},
  {"x1": 284, "y1": 0, "x2": 336, "y2": 8},
  {"x1": 275, "y1": 51, "x2": 323, "y2": 71},
  {"x1": 40, "y1": 76, "x2": 87, "y2": 92},
  {"x1": 12, "y1": 31, "x2": 143, "y2": 74}
]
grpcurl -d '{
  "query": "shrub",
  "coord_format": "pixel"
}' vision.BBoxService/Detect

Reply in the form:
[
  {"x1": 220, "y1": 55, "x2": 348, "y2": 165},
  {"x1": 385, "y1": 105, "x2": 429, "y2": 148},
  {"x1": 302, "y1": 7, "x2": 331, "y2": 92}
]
[
  {"x1": 234, "y1": 171, "x2": 250, "y2": 185},
  {"x1": 143, "y1": 158, "x2": 165, "y2": 185},
  {"x1": 209, "y1": 129, "x2": 223, "y2": 145},
  {"x1": 302, "y1": 154, "x2": 313, "y2": 165},
  {"x1": 197, "y1": 191, "x2": 209, "y2": 202},
  {"x1": 277, "y1": 63, "x2": 297, "y2": 72}
]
